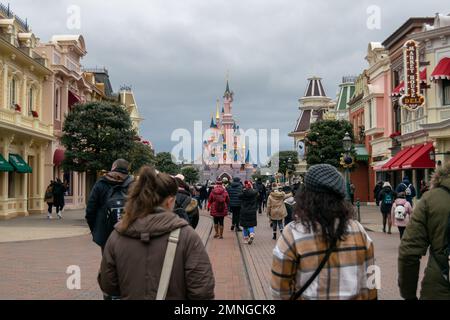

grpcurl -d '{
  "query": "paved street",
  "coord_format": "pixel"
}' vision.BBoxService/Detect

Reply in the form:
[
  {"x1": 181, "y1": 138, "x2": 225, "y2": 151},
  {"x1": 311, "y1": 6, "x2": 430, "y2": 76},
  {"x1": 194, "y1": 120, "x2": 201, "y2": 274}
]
[{"x1": 0, "y1": 206, "x2": 426, "y2": 300}]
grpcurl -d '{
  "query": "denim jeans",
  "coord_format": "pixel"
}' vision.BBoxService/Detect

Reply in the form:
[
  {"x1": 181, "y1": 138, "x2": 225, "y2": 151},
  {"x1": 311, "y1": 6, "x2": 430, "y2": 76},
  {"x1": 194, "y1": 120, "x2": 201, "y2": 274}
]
[
  {"x1": 271, "y1": 220, "x2": 283, "y2": 233},
  {"x1": 243, "y1": 227, "x2": 255, "y2": 238}
]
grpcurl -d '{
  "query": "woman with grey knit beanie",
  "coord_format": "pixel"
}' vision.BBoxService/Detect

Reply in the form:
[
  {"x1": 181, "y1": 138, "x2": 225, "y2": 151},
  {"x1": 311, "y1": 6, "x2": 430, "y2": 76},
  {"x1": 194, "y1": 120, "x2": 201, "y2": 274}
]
[{"x1": 271, "y1": 164, "x2": 377, "y2": 300}]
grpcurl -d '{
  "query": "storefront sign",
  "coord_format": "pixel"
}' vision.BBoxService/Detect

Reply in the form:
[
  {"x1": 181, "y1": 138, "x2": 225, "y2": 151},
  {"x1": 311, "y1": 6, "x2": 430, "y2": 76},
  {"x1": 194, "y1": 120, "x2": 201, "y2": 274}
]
[{"x1": 400, "y1": 40, "x2": 425, "y2": 111}]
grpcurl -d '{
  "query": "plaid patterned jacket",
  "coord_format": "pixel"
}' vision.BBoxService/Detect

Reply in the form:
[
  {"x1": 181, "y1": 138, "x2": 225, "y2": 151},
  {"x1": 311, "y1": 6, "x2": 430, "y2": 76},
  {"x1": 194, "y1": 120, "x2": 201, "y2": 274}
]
[{"x1": 271, "y1": 219, "x2": 377, "y2": 300}]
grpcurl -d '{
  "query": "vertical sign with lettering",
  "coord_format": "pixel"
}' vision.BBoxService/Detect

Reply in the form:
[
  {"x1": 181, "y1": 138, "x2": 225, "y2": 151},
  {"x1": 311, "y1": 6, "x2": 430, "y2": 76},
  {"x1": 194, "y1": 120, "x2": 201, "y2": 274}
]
[{"x1": 400, "y1": 40, "x2": 425, "y2": 110}]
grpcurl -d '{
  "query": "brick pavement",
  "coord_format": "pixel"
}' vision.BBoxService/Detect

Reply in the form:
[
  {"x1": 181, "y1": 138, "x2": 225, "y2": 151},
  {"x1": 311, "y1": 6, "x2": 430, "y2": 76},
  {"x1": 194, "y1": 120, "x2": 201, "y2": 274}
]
[
  {"x1": 0, "y1": 214, "x2": 213, "y2": 300},
  {"x1": 0, "y1": 205, "x2": 428, "y2": 300},
  {"x1": 0, "y1": 209, "x2": 89, "y2": 243},
  {"x1": 202, "y1": 211, "x2": 253, "y2": 300}
]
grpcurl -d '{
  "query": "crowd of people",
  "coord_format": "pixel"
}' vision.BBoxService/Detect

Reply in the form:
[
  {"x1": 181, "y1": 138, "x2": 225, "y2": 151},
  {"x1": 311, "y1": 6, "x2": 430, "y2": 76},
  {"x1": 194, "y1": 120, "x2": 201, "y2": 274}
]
[{"x1": 77, "y1": 158, "x2": 450, "y2": 300}]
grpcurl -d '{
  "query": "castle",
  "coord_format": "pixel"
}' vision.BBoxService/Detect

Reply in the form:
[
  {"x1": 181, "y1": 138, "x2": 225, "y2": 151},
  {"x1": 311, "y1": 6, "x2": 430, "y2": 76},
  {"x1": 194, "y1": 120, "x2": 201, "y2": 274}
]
[{"x1": 200, "y1": 81, "x2": 255, "y2": 183}]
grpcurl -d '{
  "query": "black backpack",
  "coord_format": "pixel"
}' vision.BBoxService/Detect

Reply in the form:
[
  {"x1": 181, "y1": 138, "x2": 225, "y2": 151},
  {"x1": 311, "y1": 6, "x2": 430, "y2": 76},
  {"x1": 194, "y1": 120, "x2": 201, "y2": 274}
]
[
  {"x1": 105, "y1": 176, "x2": 133, "y2": 235},
  {"x1": 173, "y1": 193, "x2": 192, "y2": 224}
]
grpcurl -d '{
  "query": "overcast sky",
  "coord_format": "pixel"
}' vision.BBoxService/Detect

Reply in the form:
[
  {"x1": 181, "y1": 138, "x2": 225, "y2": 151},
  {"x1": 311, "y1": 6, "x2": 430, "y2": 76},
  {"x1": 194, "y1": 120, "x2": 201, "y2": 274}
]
[{"x1": 11, "y1": 0, "x2": 449, "y2": 158}]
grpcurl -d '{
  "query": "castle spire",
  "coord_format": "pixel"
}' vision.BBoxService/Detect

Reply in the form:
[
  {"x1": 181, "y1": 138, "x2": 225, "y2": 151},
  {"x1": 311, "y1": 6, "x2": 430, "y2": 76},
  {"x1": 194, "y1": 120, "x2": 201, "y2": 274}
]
[
  {"x1": 215, "y1": 99, "x2": 220, "y2": 120},
  {"x1": 210, "y1": 115, "x2": 216, "y2": 128}
]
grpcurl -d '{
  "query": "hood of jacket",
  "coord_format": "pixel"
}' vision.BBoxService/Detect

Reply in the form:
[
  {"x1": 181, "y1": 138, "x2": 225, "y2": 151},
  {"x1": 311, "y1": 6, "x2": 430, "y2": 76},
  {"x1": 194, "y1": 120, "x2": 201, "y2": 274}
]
[
  {"x1": 229, "y1": 181, "x2": 242, "y2": 189},
  {"x1": 115, "y1": 209, "x2": 188, "y2": 240},
  {"x1": 242, "y1": 188, "x2": 258, "y2": 199},
  {"x1": 212, "y1": 185, "x2": 226, "y2": 195},
  {"x1": 431, "y1": 163, "x2": 450, "y2": 190},
  {"x1": 103, "y1": 171, "x2": 129, "y2": 184},
  {"x1": 270, "y1": 190, "x2": 285, "y2": 201}
]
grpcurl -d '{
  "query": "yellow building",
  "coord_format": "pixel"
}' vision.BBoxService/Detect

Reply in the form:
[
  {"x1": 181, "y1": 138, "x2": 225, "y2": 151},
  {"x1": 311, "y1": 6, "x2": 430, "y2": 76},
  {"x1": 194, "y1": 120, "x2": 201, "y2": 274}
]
[
  {"x1": 118, "y1": 85, "x2": 143, "y2": 135},
  {"x1": 414, "y1": 14, "x2": 450, "y2": 166},
  {"x1": 0, "y1": 7, "x2": 53, "y2": 219}
]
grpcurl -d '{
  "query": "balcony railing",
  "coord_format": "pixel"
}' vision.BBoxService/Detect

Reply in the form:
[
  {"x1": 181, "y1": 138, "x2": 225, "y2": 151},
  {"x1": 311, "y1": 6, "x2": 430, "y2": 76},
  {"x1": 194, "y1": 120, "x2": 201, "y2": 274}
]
[
  {"x1": 0, "y1": 3, "x2": 30, "y2": 31},
  {"x1": 401, "y1": 115, "x2": 427, "y2": 135}
]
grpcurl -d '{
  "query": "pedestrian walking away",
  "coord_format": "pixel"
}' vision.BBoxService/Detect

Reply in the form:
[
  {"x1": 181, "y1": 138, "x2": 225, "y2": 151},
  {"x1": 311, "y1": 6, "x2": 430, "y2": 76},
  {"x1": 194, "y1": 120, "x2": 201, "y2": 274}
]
[
  {"x1": 391, "y1": 192, "x2": 413, "y2": 239},
  {"x1": 255, "y1": 179, "x2": 267, "y2": 214},
  {"x1": 282, "y1": 185, "x2": 296, "y2": 226},
  {"x1": 173, "y1": 178, "x2": 200, "y2": 229},
  {"x1": 98, "y1": 165, "x2": 215, "y2": 300},
  {"x1": 85, "y1": 159, "x2": 134, "y2": 252},
  {"x1": 396, "y1": 176, "x2": 416, "y2": 207},
  {"x1": 267, "y1": 184, "x2": 287, "y2": 240},
  {"x1": 227, "y1": 177, "x2": 243, "y2": 232},
  {"x1": 398, "y1": 162, "x2": 450, "y2": 300},
  {"x1": 239, "y1": 181, "x2": 258, "y2": 245},
  {"x1": 349, "y1": 181, "x2": 356, "y2": 205},
  {"x1": 44, "y1": 180, "x2": 55, "y2": 219},
  {"x1": 52, "y1": 178, "x2": 66, "y2": 219},
  {"x1": 271, "y1": 164, "x2": 377, "y2": 300},
  {"x1": 378, "y1": 182, "x2": 396, "y2": 234},
  {"x1": 374, "y1": 181, "x2": 383, "y2": 206},
  {"x1": 207, "y1": 180, "x2": 230, "y2": 239}
]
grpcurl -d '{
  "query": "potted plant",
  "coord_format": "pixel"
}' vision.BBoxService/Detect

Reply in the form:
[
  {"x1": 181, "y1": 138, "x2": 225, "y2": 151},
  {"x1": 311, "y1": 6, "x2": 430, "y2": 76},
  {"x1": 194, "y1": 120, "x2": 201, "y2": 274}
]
[
  {"x1": 31, "y1": 110, "x2": 39, "y2": 118},
  {"x1": 14, "y1": 104, "x2": 21, "y2": 112}
]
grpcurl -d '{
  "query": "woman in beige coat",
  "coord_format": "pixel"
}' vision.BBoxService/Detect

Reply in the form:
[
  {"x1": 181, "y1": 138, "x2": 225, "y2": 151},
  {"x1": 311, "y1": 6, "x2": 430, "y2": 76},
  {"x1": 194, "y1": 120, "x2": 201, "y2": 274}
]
[{"x1": 267, "y1": 184, "x2": 288, "y2": 240}]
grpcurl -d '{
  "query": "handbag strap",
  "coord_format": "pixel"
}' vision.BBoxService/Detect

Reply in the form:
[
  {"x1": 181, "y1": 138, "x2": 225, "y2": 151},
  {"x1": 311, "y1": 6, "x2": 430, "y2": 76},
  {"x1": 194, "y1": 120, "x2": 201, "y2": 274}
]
[
  {"x1": 290, "y1": 239, "x2": 337, "y2": 301},
  {"x1": 156, "y1": 228, "x2": 181, "y2": 300}
]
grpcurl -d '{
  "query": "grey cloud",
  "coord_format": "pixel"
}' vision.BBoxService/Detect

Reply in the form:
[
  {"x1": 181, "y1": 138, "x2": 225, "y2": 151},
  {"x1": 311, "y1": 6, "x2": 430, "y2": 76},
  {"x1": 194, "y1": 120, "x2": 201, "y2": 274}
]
[{"x1": 12, "y1": 0, "x2": 449, "y2": 155}]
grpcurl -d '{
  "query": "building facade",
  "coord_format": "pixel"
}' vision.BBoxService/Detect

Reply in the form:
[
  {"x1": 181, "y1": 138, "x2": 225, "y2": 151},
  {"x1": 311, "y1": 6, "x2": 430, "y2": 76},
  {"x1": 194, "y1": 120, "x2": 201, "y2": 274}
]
[
  {"x1": 335, "y1": 76, "x2": 356, "y2": 121},
  {"x1": 35, "y1": 35, "x2": 92, "y2": 210},
  {"x1": 289, "y1": 77, "x2": 335, "y2": 174},
  {"x1": 0, "y1": 6, "x2": 53, "y2": 219},
  {"x1": 379, "y1": 17, "x2": 436, "y2": 194}
]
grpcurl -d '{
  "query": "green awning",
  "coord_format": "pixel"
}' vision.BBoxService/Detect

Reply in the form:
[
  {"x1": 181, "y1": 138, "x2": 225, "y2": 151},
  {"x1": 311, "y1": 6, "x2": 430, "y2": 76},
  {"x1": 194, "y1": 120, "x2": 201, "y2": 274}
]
[
  {"x1": 355, "y1": 145, "x2": 369, "y2": 161},
  {"x1": 0, "y1": 154, "x2": 14, "y2": 172},
  {"x1": 9, "y1": 154, "x2": 32, "y2": 173}
]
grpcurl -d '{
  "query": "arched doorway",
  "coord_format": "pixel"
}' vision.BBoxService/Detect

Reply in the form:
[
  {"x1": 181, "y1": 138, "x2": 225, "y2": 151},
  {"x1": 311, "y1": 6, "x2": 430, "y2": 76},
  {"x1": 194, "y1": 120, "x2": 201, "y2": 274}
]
[{"x1": 217, "y1": 172, "x2": 232, "y2": 182}]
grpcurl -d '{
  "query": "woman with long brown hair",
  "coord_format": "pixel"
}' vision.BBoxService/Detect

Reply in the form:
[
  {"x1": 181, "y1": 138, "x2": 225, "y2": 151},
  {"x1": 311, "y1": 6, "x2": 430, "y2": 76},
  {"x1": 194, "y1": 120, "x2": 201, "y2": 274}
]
[
  {"x1": 98, "y1": 166, "x2": 215, "y2": 300},
  {"x1": 271, "y1": 164, "x2": 377, "y2": 300}
]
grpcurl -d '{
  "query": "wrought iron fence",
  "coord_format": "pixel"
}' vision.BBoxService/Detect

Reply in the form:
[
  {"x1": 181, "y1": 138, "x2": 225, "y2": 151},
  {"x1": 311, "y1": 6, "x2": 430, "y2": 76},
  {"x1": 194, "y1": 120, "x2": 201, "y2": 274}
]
[{"x1": 0, "y1": 3, "x2": 29, "y2": 31}]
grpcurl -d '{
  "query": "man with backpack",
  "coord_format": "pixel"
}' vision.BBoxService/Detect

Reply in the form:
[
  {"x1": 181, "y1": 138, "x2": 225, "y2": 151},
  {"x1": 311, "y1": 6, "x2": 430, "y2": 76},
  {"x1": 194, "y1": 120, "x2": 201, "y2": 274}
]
[
  {"x1": 173, "y1": 177, "x2": 200, "y2": 229},
  {"x1": 86, "y1": 159, "x2": 133, "y2": 253},
  {"x1": 398, "y1": 162, "x2": 450, "y2": 300},
  {"x1": 377, "y1": 182, "x2": 396, "y2": 234},
  {"x1": 396, "y1": 176, "x2": 416, "y2": 206}
]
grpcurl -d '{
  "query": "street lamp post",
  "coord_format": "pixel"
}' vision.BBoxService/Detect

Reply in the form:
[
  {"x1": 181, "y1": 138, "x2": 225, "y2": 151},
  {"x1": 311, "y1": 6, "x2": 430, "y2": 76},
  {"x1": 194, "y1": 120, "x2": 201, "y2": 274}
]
[{"x1": 342, "y1": 132, "x2": 352, "y2": 202}]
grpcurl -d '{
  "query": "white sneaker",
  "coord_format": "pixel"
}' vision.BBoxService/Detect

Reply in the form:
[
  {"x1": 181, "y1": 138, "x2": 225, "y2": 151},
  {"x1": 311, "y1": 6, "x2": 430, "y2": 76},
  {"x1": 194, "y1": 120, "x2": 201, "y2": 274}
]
[
  {"x1": 57, "y1": 213, "x2": 62, "y2": 219},
  {"x1": 243, "y1": 237, "x2": 249, "y2": 244},
  {"x1": 47, "y1": 214, "x2": 52, "y2": 220},
  {"x1": 248, "y1": 233, "x2": 255, "y2": 245}
]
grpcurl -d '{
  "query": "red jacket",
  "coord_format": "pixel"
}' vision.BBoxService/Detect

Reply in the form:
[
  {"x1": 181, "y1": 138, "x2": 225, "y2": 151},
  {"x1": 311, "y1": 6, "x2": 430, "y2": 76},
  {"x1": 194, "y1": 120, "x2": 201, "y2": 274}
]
[{"x1": 208, "y1": 186, "x2": 229, "y2": 217}]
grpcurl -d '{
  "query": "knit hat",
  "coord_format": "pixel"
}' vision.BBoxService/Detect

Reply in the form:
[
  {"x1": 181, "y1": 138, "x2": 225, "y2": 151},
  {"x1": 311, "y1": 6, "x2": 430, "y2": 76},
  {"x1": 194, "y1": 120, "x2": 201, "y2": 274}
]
[{"x1": 304, "y1": 164, "x2": 345, "y2": 198}]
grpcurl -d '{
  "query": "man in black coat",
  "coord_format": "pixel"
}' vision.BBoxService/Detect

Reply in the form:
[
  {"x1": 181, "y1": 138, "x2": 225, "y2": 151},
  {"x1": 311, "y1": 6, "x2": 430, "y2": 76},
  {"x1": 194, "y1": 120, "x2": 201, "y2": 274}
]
[
  {"x1": 255, "y1": 179, "x2": 267, "y2": 214},
  {"x1": 227, "y1": 177, "x2": 243, "y2": 231},
  {"x1": 52, "y1": 178, "x2": 66, "y2": 219},
  {"x1": 85, "y1": 159, "x2": 133, "y2": 252}
]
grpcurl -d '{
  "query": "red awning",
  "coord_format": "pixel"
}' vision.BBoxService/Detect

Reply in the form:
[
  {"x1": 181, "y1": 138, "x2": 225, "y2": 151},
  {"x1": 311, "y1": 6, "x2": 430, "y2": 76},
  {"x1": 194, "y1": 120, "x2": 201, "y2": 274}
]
[
  {"x1": 431, "y1": 57, "x2": 450, "y2": 81},
  {"x1": 390, "y1": 145, "x2": 423, "y2": 170},
  {"x1": 419, "y1": 68, "x2": 427, "y2": 84},
  {"x1": 380, "y1": 147, "x2": 412, "y2": 171},
  {"x1": 53, "y1": 149, "x2": 65, "y2": 166},
  {"x1": 401, "y1": 143, "x2": 435, "y2": 169},
  {"x1": 391, "y1": 81, "x2": 404, "y2": 97},
  {"x1": 391, "y1": 68, "x2": 427, "y2": 97}
]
